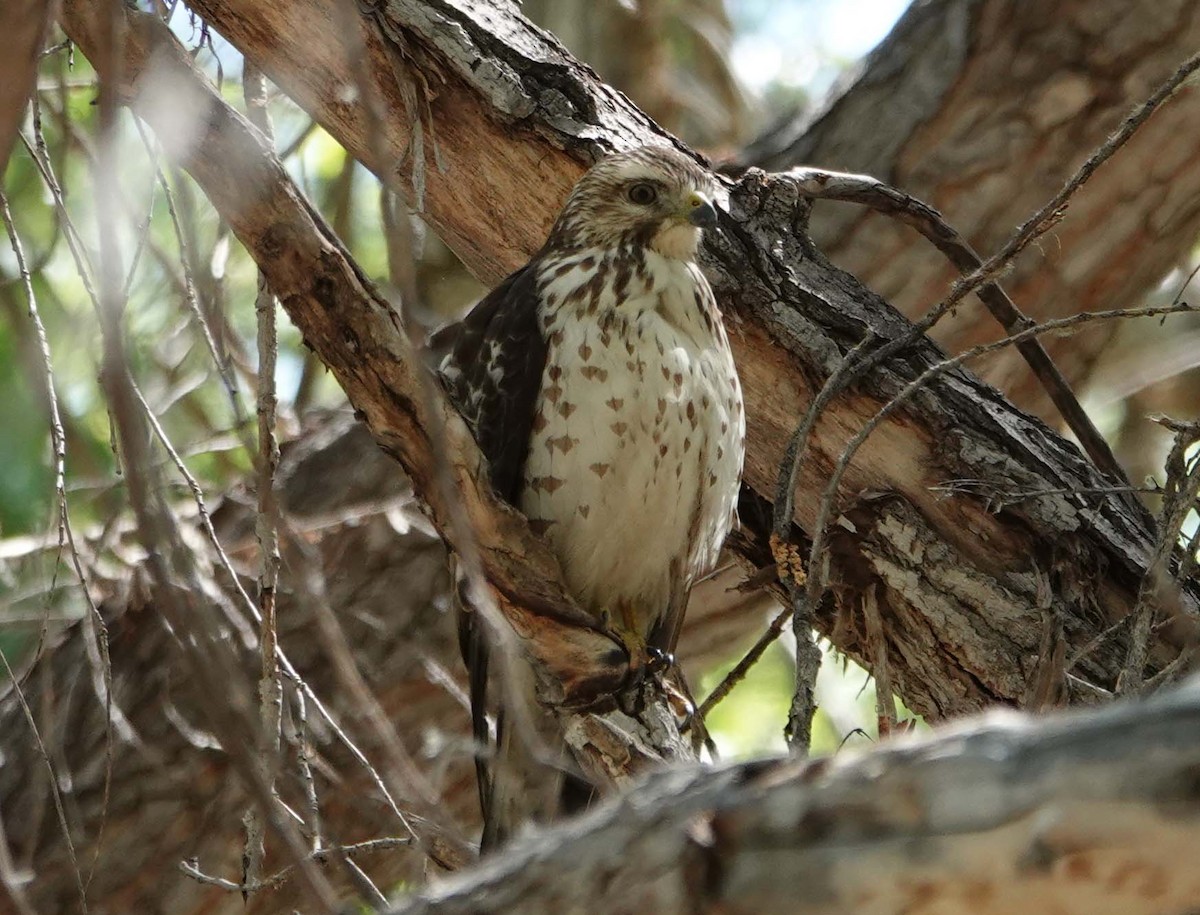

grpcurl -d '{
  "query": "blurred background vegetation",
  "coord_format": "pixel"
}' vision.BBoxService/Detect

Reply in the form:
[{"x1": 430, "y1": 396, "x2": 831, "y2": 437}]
[{"x1": 3, "y1": 0, "x2": 1197, "y2": 761}]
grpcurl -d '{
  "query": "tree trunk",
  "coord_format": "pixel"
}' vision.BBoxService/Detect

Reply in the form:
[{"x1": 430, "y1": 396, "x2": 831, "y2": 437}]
[
  {"x1": 4, "y1": 1, "x2": 1197, "y2": 912},
  {"x1": 738, "y1": 0, "x2": 1200, "y2": 417},
  {"x1": 149, "y1": 0, "x2": 1194, "y2": 710}
]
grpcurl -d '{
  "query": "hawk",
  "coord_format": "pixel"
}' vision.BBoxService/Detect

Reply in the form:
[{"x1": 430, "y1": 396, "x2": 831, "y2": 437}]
[{"x1": 438, "y1": 145, "x2": 745, "y2": 849}]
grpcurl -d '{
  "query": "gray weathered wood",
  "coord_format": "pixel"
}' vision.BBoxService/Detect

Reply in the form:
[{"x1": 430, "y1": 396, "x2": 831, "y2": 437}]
[{"x1": 390, "y1": 679, "x2": 1200, "y2": 914}]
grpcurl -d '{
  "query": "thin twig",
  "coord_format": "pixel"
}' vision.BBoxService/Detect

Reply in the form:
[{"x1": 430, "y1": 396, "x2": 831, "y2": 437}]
[
  {"x1": 693, "y1": 604, "x2": 792, "y2": 722},
  {"x1": 0, "y1": 649, "x2": 88, "y2": 913},
  {"x1": 292, "y1": 688, "x2": 324, "y2": 850},
  {"x1": 179, "y1": 838, "x2": 412, "y2": 895},
  {"x1": 1120, "y1": 418, "x2": 1200, "y2": 694},
  {"x1": 279, "y1": 117, "x2": 318, "y2": 160},
  {"x1": 929, "y1": 479, "x2": 1156, "y2": 511},
  {"x1": 240, "y1": 60, "x2": 283, "y2": 897},
  {"x1": 786, "y1": 168, "x2": 1125, "y2": 485}
]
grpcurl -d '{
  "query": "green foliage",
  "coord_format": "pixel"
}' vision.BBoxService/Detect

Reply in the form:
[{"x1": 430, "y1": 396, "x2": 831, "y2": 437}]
[{"x1": 703, "y1": 639, "x2": 926, "y2": 758}]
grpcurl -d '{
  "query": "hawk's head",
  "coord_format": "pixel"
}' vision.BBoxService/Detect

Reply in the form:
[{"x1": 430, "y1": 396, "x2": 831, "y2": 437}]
[{"x1": 546, "y1": 146, "x2": 719, "y2": 261}]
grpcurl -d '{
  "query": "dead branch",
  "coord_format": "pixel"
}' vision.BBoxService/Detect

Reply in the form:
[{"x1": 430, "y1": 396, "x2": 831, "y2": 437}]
[
  {"x1": 388, "y1": 679, "x2": 1200, "y2": 915},
  {"x1": 736, "y1": 1, "x2": 1200, "y2": 417},
  {"x1": 61, "y1": 0, "x2": 1200, "y2": 721}
]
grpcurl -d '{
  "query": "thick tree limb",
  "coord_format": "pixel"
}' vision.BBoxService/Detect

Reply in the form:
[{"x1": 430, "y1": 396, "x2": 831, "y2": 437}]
[
  {"x1": 20, "y1": 0, "x2": 1200, "y2": 909},
  {"x1": 154, "y1": 0, "x2": 1197, "y2": 712},
  {"x1": 739, "y1": 0, "x2": 1200, "y2": 415},
  {"x1": 390, "y1": 679, "x2": 1200, "y2": 914}
]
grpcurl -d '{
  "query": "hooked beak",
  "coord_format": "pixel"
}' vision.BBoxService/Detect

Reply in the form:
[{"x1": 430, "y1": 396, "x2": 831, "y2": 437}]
[{"x1": 685, "y1": 191, "x2": 718, "y2": 229}]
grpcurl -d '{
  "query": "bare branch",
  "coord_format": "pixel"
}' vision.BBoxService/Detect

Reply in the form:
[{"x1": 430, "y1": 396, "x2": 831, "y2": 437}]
[
  {"x1": 180, "y1": 837, "x2": 412, "y2": 896},
  {"x1": 387, "y1": 681, "x2": 1200, "y2": 915},
  {"x1": 783, "y1": 168, "x2": 1125, "y2": 486},
  {"x1": 242, "y1": 59, "x2": 282, "y2": 895}
]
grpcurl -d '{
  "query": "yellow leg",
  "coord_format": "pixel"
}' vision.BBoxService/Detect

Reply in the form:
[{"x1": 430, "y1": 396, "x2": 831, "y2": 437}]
[{"x1": 606, "y1": 599, "x2": 650, "y2": 677}]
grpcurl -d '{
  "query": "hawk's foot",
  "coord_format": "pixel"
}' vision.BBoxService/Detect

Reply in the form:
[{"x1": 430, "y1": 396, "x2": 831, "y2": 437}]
[
  {"x1": 646, "y1": 646, "x2": 675, "y2": 675},
  {"x1": 598, "y1": 612, "x2": 654, "y2": 685}
]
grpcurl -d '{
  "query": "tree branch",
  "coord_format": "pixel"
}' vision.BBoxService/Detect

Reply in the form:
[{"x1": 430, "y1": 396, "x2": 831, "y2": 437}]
[
  {"x1": 143, "y1": 0, "x2": 1200, "y2": 714},
  {"x1": 737, "y1": 0, "x2": 1200, "y2": 416},
  {"x1": 389, "y1": 679, "x2": 1200, "y2": 914}
]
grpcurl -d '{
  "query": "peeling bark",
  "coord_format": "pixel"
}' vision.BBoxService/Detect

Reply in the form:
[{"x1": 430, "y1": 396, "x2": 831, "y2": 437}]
[
  {"x1": 5, "y1": 0, "x2": 1199, "y2": 911},
  {"x1": 390, "y1": 682, "x2": 1200, "y2": 914},
  {"x1": 739, "y1": 0, "x2": 1200, "y2": 416}
]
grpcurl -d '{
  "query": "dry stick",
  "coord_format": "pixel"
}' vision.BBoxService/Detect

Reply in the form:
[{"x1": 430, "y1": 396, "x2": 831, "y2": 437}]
[
  {"x1": 179, "y1": 838, "x2": 412, "y2": 895},
  {"x1": 694, "y1": 604, "x2": 793, "y2": 722},
  {"x1": 772, "y1": 49, "x2": 1200, "y2": 742},
  {"x1": 18, "y1": 134, "x2": 100, "y2": 313},
  {"x1": 0, "y1": 189, "x2": 118, "y2": 896},
  {"x1": 1159, "y1": 264, "x2": 1200, "y2": 591},
  {"x1": 786, "y1": 168, "x2": 1127, "y2": 487},
  {"x1": 0, "y1": 650, "x2": 88, "y2": 914},
  {"x1": 334, "y1": 848, "x2": 390, "y2": 912},
  {"x1": 241, "y1": 60, "x2": 283, "y2": 899},
  {"x1": 1120, "y1": 418, "x2": 1200, "y2": 694},
  {"x1": 929, "y1": 480, "x2": 1154, "y2": 511},
  {"x1": 292, "y1": 688, "x2": 324, "y2": 850}
]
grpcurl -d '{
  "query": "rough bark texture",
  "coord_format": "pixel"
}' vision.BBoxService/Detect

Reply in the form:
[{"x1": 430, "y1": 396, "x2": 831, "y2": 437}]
[
  {"x1": 739, "y1": 0, "x2": 1200, "y2": 416},
  {"x1": 4, "y1": 0, "x2": 1199, "y2": 912},
  {"x1": 0, "y1": 417, "x2": 771, "y2": 915},
  {"x1": 390, "y1": 680, "x2": 1200, "y2": 914},
  {"x1": 158, "y1": 0, "x2": 1196, "y2": 711}
]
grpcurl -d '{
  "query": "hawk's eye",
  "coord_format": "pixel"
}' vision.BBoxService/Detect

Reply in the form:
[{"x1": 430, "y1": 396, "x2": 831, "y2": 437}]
[{"x1": 626, "y1": 182, "x2": 658, "y2": 206}]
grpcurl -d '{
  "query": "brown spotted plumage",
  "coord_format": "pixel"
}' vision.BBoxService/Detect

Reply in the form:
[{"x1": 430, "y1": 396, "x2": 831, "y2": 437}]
[{"x1": 438, "y1": 145, "x2": 744, "y2": 850}]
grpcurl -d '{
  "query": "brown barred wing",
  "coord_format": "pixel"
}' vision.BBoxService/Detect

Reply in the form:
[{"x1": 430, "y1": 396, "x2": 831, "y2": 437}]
[
  {"x1": 436, "y1": 262, "x2": 548, "y2": 504},
  {"x1": 435, "y1": 261, "x2": 549, "y2": 848}
]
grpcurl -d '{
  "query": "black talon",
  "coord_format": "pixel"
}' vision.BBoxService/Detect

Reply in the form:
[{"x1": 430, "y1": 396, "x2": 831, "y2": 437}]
[{"x1": 646, "y1": 646, "x2": 674, "y2": 674}]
